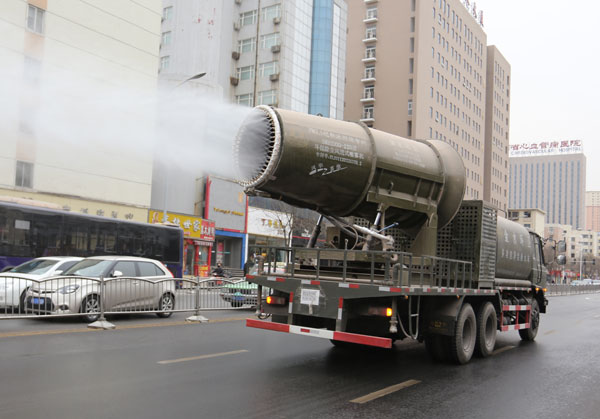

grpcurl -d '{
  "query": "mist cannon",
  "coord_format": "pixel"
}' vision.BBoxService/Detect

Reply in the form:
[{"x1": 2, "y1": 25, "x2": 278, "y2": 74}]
[{"x1": 234, "y1": 106, "x2": 466, "y2": 243}]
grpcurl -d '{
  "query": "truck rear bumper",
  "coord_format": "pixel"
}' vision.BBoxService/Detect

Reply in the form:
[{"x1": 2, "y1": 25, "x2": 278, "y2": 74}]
[{"x1": 246, "y1": 318, "x2": 393, "y2": 349}]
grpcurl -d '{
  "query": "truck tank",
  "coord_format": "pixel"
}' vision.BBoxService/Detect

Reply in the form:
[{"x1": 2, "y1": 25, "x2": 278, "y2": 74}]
[
  {"x1": 495, "y1": 217, "x2": 537, "y2": 281},
  {"x1": 234, "y1": 106, "x2": 466, "y2": 235}
]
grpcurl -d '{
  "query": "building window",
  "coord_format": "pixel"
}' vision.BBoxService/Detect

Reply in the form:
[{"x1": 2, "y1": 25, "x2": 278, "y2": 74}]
[
  {"x1": 163, "y1": 6, "x2": 173, "y2": 21},
  {"x1": 365, "y1": 46, "x2": 376, "y2": 59},
  {"x1": 366, "y1": 7, "x2": 378, "y2": 20},
  {"x1": 364, "y1": 85, "x2": 374, "y2": 99},
  {"x1": 161, "y1": 31, "x2": 172, "y2": 46},
  {"x1": 409, "y1": 58, "x2": 414, "y2": 73},
  {"x1": 27, "y1": 5, "x2": 45, "y2": 34},
  {"x1": 259, "y1": 61, "x2": 279, "y2": 77},
  {"x1": 362, "y1": 105, "x2": 374, "y2": 120},
  {"x1": 410, "y1": 17, "x2": 415, "y2": 32},
  {"x1": 407, "y1": 120, "x2": 413, "y2": 137},
  {"x1": 260, "y1": 33, "x2": 280, "y2": 49},
  {"x1": 257, "y1": 89, "x2": 277, "y2": 106},
  {"x1": 262, "y1": 4, "x2": 281, "y2": 21},
  {"x1": 240, "y1": 10, "x2": 257, "y2": 26},
  {"x1": 365, "y1": 26, "x2": 376, "y2": 39},
  {"x1": 236, "y1": 93, "x2": 253, "y2": 106},
  {"x1": 238, "y1": 37, "x2": 256, "y2": 53},
  {"x1": 410, "y1": 37, "x2": 415, "y2": 53},
  {"x1": 160, "y1": 56, "x2": 170, "y2": 71},
  {"x1": 408, "y1": 78, "x2": 413, "y2": 95},
  {"x1": 15, "y1": 161, "x2": 33, "y2": 188},
  {"x1": 365, "y1": 66, "x2": 375, "y2": 79},
  {"x1": 237, "y1": 65, "x2": 254, "y2": 81},
  {"x1": 408, "y1": 100, "x2": 413, "y2": 116}
]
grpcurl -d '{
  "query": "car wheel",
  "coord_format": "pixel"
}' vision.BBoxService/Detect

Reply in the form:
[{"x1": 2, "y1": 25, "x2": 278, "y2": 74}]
[
  {"x1": 81, "y1": 295, "x2": 100, "y2": 323},
  {"x1": 19, "y1": 287, "x2": 30, "y2": 314},
  {"x1": 156, "y1": 293, "x2": 175, "y2": 318}
]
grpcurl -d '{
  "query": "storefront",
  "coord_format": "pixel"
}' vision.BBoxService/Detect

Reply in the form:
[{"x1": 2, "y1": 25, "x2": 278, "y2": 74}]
[
  {"x1": 201, "y1": 176, "x2": 248, "y2": 270},
  {"x1": 148, "y1": 209, "x2": 215, "y2": 277},
  {"x1": 247, "y1": 206, "x2": 290, "y2": 264}
]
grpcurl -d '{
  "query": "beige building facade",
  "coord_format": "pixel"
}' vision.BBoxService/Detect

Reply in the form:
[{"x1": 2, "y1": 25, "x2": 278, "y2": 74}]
[
  {"x1": 484, "y1": 46, "x2": 510, "y2": 212},
  {"x1": 0, "y1": 0, "x2": 162, "y2": 222},
  {"x1": 345, "y1": 0, "x2": 503, "y2": 204},
  {"x1": 507, "y1": 208, "x2": 545, "y2": 237},
  {"x1": 586, "y1": 191, "x2": 600, "y2": 232}
]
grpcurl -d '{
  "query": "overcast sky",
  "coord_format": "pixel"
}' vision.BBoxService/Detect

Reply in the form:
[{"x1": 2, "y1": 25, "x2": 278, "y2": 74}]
[{"x1": 472, "y1": 0, "x2": 599, "y2": 190}]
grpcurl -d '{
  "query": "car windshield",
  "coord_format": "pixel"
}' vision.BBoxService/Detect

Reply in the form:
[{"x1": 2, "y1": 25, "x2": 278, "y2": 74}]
[
  {"x1": 10, "y1": 259, "x2": 56, "y2": 274},
  {"x1": 63, "y1": 260, "x2": 113, "y2": 277}
]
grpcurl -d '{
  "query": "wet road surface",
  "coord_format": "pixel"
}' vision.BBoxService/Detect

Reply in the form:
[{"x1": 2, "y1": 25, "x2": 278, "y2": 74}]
[{"x1": 0, "y1": 293, "x2": 599, "y2": 418}]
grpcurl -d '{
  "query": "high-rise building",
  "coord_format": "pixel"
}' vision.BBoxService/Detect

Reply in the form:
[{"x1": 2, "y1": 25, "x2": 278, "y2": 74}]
[
  {"x1": 484, "y1": 46, "x2": 510, "y2": 211},
  {"x1": 586, "y1": 191, "x2": 600, "y2": 232},
  {"x1": 160, "y1": 1, "x2": 347, "y2": 115},
  {"x1": 229, "y1": 0, "x2": 347, "y2": 117},
  {"x1": 509, "y1": 140, "x2": 586, "y2": 229},
  {"x1": 158, "y1": 0, "x2": 235, "y2": 96},
  {"x1": 344, "y1": 0, "x2": 504, "y2": 204},
  {"x1": 0, "y1": 0, "x2": 162, "y2": 221}
]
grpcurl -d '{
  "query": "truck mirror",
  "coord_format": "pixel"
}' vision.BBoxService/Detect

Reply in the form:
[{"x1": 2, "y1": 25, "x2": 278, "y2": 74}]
[
  {"x1": 556, "y1": 255, "x2": 566, "y2": 265},
  {"x1": 557, "y1": 240, "x2": 566, "y2": 253}
]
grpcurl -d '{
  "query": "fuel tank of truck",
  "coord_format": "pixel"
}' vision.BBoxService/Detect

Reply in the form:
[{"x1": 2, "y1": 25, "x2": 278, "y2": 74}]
[{"x1": 233, "y1": 106, "x2": 466, "y2": 234}]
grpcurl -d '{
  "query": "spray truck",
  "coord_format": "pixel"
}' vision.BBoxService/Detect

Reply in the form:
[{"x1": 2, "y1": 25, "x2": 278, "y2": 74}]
[{"x1": 233, "y1": 106, "x2": 548, "y2": 364}]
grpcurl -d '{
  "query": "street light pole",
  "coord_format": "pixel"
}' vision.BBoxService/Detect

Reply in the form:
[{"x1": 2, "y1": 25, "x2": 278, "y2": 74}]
[{"x1": 162, "y1": 72, "x2": 207, "y2": 223}]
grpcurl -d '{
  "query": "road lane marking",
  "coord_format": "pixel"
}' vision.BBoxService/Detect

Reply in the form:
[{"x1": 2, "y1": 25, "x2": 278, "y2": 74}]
[
  {"x1": 544, "y1": 329, "x2": 556, "y2": 335},
  {"x1": 350, "y1": 379, "x2": 420, "y2": 404},
  {"x1": 492, "y1": 345, "x2": 515, "y2": 356},
  {"x1": 0, "y1": 316, "x2": 248, "y2": 339},
  {"x1": 157, "y1": 349, "x2": 248, "y2": 365}
]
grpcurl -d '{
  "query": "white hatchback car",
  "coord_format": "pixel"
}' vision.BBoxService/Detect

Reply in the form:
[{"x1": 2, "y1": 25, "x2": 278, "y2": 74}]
[
  {"x1": 0, "y1": 257, "x2": 83, "y2": 312},
  {"x1": 25, "y1": 256, "x2": 176, "y2": 322}
]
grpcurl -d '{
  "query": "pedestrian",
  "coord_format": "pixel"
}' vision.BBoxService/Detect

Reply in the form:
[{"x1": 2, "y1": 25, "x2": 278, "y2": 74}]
[
  {"x1": 244, "y1": 255, "x2": 255, "y2": 276},
  {"x1": 212, "y1": 263, "x2": 224, "y2": 277}
]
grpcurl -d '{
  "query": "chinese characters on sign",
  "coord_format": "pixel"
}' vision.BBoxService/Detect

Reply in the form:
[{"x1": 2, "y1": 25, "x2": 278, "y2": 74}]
[
  {"x1": 148, "y1": 210, "x2": 215, "y2": 241},
  {"x1": 509, "y1": 140, "x2": 583, "y2": 157}
]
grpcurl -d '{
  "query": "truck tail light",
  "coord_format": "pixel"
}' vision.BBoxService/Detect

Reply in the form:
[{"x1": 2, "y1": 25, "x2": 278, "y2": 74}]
[
  {"x1": 386, "y1": 307, "x2": 393, "y2": 317},
  {"x1": 266, "y1": 295, "x2": 286, "y2": 305}
]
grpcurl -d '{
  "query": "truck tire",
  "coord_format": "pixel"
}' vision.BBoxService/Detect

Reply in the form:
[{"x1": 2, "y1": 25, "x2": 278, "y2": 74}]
[
  {"x1": 425, "y1": 334, "x2": 449, "y2": 362},
  {"x1": 475, "y1": 302, "x2": 497, "y2": 357},
  {"x1": 519, "y1": 298, "x2": 540, "y2": 341},
  {"x1": 450, "y1": 303, "x2": 476, "y2": 364}
]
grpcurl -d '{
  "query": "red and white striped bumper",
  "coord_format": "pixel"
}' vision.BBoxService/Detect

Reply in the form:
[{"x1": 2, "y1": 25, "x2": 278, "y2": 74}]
[{"x1": 246, "y1": 318, "x2": 392, "y2": 349}]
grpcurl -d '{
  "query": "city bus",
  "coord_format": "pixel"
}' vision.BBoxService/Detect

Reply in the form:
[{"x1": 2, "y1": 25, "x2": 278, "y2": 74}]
[{"x1": 0, "y1": 200, "x2": 184, "y2": 276}]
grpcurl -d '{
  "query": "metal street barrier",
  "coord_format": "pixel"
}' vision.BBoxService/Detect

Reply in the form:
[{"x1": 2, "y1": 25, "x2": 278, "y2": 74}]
[
  {"x1": 546, "y1": 284, "x2": 600, "y2": 296},
  {"x1": 0, "y1": 275, "x2": 267, "y2": 323}
]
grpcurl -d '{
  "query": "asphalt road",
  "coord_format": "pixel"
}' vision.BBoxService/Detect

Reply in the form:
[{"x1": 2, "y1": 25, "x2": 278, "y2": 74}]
[{"x1": 0, "y1": 294, "x2": 599, "y2": 419}]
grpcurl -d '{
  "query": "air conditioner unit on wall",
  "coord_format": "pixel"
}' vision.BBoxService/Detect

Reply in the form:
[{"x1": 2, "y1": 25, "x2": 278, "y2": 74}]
[
  {"x1": 269, "y1": 73, "x2": 279, "y2": 82},
  {"x1": 233, "y1": 22, "x2": 241, "y2": 31},
  {"x1": 271, "y1": 44, "x2": 281, "y2": 53},
  {"x1": 230, "y1": 77, "x2": 239, "y2": 86},
  {"x1": 273, "y1": 17, "x2": 281, "y2": 24},
  {"x1": 232, "y1": 51, "x2": 240, "y2": 60}
]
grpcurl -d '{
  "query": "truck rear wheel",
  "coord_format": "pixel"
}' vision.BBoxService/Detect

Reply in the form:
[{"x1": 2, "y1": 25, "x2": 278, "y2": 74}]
[
  {"x1": 475, "y1": 302, "x2": 497, "y2": 357},
  {"x1": 450, "y1": 303, "x2": 476, "y2": 364},
  {"x1": 519, "y1": 298, "x2": 540, "y2": 341}
]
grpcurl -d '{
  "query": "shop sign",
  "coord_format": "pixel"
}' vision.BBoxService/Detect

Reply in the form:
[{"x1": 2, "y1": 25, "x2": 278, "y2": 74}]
[{"x1": 148, "y1": 210, "x2": 215, "y2": 241}]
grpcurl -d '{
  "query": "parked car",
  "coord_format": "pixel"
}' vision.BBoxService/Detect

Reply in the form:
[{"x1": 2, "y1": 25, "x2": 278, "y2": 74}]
[
  {"x1": 24, "y1": 256, "x2": 176, "y2": 322},
  {"x1": 0, "y1": 257, "x2": 83, "y2": 312},
  {"x1": 219, "y1": 279, "x2": 268, "y2": 307}
]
